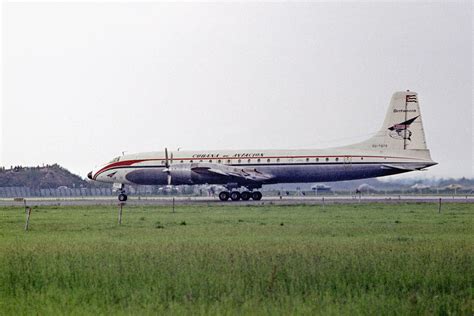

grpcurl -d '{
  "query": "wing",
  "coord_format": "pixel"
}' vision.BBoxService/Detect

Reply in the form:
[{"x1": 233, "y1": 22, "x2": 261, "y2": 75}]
[{"x1": 190, "y1": 163, "x2": 274, "y2": 183}]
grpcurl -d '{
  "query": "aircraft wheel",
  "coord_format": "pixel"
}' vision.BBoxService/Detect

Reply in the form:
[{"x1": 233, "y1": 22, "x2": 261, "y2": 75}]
[
  {"x1": 241, "y1": 191, "x2": 251, "y2": 201},
  {"x1": 219, "y1": 191, "x2": 230, "y2": 201},
  {"x1": 118, "y1": 193, "x2": 128, "y2": 202},
  {"x1": 230, "y1": 191, "x2": 241, "y2": 201},
  {"x1": 251, "y1": 191, "x2": 262, "y2": 201}
]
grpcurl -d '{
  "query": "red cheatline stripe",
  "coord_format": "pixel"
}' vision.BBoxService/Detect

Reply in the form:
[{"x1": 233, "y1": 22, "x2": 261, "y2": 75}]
[
  {"x1": 126, "y1": 155, "x2": 419, "y2": 161},
  {"x1": 93, "y1": 159, "x2": 148, "y2": 180}
]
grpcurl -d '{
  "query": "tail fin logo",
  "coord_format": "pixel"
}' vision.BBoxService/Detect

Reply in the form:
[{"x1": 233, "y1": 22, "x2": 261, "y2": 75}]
[{"x1": 388, "y1": 116, "x2": 419, "y2": 141}]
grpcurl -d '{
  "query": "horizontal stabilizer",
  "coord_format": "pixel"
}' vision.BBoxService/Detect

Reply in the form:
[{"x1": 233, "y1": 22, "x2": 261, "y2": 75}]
[{"x1": 381, "y1": 164, "x2": 419, "y2": 171}]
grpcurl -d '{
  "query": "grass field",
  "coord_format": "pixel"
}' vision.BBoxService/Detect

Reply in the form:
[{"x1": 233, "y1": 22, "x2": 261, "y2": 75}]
[{"x1": 0, "y1": 203, "x2": 472, "y2": 315}]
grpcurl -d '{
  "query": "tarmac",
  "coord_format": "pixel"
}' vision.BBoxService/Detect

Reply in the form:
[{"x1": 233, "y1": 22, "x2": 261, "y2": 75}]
[{"x1": 1, "y1": 195, "x2": 473, "y2": 207}]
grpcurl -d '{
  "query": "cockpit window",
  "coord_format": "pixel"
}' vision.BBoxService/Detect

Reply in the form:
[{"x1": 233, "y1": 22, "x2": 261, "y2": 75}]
[{"x1": 109, "y1": 157, "x2": 120, "y2": 163}]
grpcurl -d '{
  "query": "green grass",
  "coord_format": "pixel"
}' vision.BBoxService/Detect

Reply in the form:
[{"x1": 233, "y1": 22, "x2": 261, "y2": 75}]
[{"x1": 0, "y1": 203, "x2": 472, "y2": 315}]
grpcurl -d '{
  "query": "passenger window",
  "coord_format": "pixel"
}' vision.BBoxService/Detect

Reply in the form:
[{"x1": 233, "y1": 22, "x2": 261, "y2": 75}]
[
  {"x1": 248, "y1": 159, "x2": 251, "y2": 163},
  {"x1": 257, "y1": 159, "x2": 261, "y2": 163},
  {"x1": 326, "y1": 158, "x2": 329, "y2": 162},
  {"x1": 267, "y1": 159, "x2": 270, "y2": 163}
]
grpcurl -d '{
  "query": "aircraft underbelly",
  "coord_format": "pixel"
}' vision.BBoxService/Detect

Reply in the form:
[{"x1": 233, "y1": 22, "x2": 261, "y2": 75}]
[
  {"x1": 124, "y1": 164, "x2": 407, "y2": 186},
  {"x1": 261, "y1": 164, "x2": 406, "y2": 183}
]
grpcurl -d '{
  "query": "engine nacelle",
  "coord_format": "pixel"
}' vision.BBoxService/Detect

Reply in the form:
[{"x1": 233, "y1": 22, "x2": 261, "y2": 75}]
[{"x1": 168, "y1": 166, "x2": 193, "y2": 185}]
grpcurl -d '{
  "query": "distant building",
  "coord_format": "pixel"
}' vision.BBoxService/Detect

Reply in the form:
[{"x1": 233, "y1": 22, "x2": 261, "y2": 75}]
[{"x1": 311, "y1": 184, "x2": 332, "y2": 193}]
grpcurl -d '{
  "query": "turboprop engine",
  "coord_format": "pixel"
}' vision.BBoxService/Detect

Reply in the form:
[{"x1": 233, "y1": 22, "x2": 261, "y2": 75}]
[{"x1": 164, "y1": 165, "x2": 193, "y2": 185}]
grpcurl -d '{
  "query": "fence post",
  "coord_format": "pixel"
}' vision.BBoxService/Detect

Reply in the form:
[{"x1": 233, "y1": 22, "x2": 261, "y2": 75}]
[
  {"x1": 118, "y1": 203, "x2": 124, "y2": 225},
  {"x1": 25, "y1": 207, "x2": 32, "y2": 231}
]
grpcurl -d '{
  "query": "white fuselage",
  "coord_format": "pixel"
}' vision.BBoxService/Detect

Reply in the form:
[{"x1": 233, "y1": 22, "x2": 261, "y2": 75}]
[{"x1": 89, "y1": 148, "x2": 436, "y2": 188}]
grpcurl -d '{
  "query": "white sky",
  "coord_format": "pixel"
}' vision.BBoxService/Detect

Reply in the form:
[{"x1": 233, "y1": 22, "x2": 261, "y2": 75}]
[{"x1": 2, "y1": 1, "x2": 473, "y2": 179}]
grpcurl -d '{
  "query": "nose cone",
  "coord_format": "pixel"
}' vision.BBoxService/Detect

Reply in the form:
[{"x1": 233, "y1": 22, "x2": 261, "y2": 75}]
[{"x1": 87, "y1": 171, "x2": 93, "y2": 180}]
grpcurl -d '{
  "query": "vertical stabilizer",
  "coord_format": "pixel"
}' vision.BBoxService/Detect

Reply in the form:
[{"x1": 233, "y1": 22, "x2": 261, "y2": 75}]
[{"x1": 354, "y1": 91, "x2": 430, "y2": 152}]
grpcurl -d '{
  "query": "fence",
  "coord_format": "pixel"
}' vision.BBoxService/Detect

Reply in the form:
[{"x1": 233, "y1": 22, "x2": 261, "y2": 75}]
[
  {"x1": 0, "y1": 187, "x2": 114, "y2": 198},
  {"x1": 0, "y1": 186, "x2": 179, "y2": 198}
]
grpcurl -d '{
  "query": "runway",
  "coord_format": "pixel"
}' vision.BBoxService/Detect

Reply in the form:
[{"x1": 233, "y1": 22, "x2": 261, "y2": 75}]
[{"x1": 1, "y1": 195, "x2": 473, "y2": 207}]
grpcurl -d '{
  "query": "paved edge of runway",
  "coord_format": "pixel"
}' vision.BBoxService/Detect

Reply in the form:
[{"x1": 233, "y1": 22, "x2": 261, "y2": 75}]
[{"x1": 1, "y1": 196, "x2": 473, "y2": 207}]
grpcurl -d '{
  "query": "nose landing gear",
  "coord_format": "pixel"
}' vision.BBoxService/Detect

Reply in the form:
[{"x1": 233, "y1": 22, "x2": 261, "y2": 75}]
[
  {"x1": 113, "y1": 183, "x2": 128, "y2": 202},
  {"x1": 118, "y1": 193, "x2": 128, "y2": 202}
]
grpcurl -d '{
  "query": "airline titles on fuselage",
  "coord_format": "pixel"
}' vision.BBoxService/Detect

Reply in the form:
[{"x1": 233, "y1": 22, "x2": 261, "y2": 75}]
[{"x1": 192, "y1": 153, "x2": 265, "y2": 159}]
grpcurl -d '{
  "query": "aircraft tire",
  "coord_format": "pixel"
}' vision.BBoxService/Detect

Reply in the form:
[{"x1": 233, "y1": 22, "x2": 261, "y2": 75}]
[
  {"x1": 241, "y1": 191, "x2": 251, "y2": 201},
  {"x1": 219, "y1": 191, "x2": 230, "y2": 201},
  {"x1": 230, "y1": 191, "x2": 241, "y2": 201},
  {"x1": 118, "y1": 193, "x2": 128, "y2": 202},
  {"x1": 251, "y1": 191, "x2": 262, "y2": 201}
]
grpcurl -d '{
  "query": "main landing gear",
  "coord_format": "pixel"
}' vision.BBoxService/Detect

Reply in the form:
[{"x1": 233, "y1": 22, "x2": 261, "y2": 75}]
[{"x1": 218, "y1": 190, "x2": 262, "y2": 202}]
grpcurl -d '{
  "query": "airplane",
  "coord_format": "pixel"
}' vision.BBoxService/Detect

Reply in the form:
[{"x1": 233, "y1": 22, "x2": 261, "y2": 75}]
[{"x1": 87, "y1": 91, "x2": 437, "y2": 202}]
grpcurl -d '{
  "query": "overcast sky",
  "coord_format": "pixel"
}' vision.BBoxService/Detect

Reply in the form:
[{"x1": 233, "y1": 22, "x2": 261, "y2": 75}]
[{"x1": 2, "y1": 1, "x2": 473, "y2": 179}]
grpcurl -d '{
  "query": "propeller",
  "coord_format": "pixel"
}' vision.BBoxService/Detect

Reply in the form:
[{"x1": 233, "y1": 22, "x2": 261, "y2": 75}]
[{"x1": 164, "y1": 148, "x2": 173, "y2": 185}]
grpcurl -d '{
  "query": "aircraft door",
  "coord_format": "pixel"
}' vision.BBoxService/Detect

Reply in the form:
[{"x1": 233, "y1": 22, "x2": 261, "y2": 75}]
[{"x1": 343, "y1": 156, "x2": 352, "y2": 170}]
